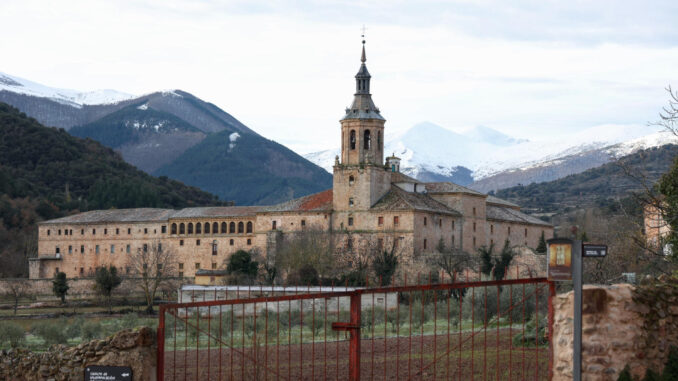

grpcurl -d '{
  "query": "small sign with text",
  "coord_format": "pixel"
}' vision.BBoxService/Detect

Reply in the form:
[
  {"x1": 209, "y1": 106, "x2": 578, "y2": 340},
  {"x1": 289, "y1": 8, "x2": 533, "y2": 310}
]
[{"x1": 85, "y1": 366, "x2": 132, "y2": 381}]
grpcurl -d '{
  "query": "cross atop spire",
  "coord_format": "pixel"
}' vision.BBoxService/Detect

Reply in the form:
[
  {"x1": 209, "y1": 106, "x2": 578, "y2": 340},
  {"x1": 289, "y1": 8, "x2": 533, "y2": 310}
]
[{"x1": 361, "y1": 25, "x2": 367, "y2": 63}]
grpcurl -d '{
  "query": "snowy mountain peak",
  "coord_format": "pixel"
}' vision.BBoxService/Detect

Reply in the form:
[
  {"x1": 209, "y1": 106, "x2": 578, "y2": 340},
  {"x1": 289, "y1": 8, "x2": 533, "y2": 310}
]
[
  {"x1": 464, "y1": 125, "x2": 529, "y2": 146},
  {"x1": 0, "y1": 71, "x2": 135, "y2": 108}
]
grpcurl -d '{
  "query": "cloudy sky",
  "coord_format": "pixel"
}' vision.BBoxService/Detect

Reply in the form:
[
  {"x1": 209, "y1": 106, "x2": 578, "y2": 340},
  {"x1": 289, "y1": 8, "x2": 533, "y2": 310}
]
[{"x1": 2, "y1": 0, "x2": 677, "y2": 153}]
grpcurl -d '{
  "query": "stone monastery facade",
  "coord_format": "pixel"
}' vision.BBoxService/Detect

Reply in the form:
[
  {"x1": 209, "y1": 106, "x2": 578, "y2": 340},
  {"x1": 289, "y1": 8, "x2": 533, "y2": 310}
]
[{"x1": 30, "y1": 42, "x2": 553, "y2": 280}]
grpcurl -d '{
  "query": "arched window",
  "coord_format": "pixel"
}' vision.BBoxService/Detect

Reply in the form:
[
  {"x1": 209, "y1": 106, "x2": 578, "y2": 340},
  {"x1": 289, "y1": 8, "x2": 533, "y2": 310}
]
[
  {"x1": 179, "y1": 223, "x2": 185, "y2": 234},
  {"x1": 272, "y1": 221, "x2": 277, "y2": 230},
  {"x1": 378, "y1": 131, "x2": 381, "y2": 147},
  {"x1": 246, "y1": 221, "x2": 253, "y2": 233},
  {"x1": 349, "y1": 175, "x2": 355, "y2": 186},
  {"x1": 238, "y1": 222, "x2": 244, "y2": 234},
  {"x1": 213, "y1": 222, "x2": 219, "y2": 234},
  {"x1": 230, "y1": 222, "x2": 236, "y2": 233},
  {"x1": 221, "y1": 222, "x2": 227, "y2": 233},
  {"x1": 212, "y1": 240, "x2": 217, "y2": 256},
  {"x1": 196, "y1": 223, "x2": 202, "y2": 234},
  {"x1": 350, "y1": 130, "x2": 356, "y2": 150},
  {"x1": 204, "y1": 222, "x2": 210, "y2": 234},
  {"x1": 171, "y1": 223, "x2": 177, "y2": 235},
  {"x1": 187, "y1": 223, "x2": 193, "y2": 234},
  {"x1": 364, "y1": 130, "x2": 371, "y2": 149}
]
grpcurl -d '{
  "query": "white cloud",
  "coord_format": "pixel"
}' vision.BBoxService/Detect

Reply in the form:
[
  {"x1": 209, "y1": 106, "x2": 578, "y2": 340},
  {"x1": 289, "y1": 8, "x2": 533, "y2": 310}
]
[{"x1": 1, "y1": 0, "x2": 677, "y2": 153}]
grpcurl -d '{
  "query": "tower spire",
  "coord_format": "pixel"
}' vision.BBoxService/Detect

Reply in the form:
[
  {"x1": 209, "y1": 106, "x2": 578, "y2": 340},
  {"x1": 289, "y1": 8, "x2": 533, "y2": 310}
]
[{"x1": 340, "y1": 30, "x2": 384, "y2": 121}]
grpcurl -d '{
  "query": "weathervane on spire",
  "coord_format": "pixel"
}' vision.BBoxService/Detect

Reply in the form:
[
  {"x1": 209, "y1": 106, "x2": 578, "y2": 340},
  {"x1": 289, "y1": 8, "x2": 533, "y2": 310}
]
[{"x1": 361, "y1": 25, "x2": 367, "y2": 63}]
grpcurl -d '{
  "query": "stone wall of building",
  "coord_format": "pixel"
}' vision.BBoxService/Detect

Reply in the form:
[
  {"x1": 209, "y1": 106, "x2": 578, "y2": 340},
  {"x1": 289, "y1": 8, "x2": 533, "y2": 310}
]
[
  {"x1": 552, "y1": 281, "x2": 678, "y2": 381},
  {"x1": 0, "y1": 327, "x2": 156, "y2": 381}
]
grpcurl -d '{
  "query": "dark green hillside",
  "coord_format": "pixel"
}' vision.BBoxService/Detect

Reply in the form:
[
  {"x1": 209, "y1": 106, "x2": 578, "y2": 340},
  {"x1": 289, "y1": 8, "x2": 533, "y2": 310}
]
[
  {"x1": 0, "y1": 103, "x2": 221, "y2": 277},
  {"x1": 69, "y1": 103, "x2": 200, "y2": 148},
  {"x1": 155, "y1": 130, "x2": 333, "y2": 205},
  {"x1": 494, "y1": 144, "x2": 678, "y2": 214}
]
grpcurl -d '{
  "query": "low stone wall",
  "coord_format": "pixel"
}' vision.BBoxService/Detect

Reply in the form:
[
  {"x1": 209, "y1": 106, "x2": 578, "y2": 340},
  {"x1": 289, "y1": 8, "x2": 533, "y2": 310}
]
[
  {"x1": 0, "y1": 277, "x2": 193, "y2": 302},
  {"x1": 553, "y1": 281, "x2": 678, "y2": 381},
  {"x1": 0, "y1": 327, "x2": 156, "y2": 380}
]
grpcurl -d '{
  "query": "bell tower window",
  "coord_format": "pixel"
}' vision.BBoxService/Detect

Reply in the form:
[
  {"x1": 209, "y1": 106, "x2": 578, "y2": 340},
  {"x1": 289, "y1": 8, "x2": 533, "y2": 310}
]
[
  {"x1": 349, "y1": 176, "x2": 355, "y2": 186},
  {"x1": 364, "y1": 130, "x2": 371, "y2": 149},
  {"x1": 350, "y1": 130, "x2": 356, "y2": 150}
]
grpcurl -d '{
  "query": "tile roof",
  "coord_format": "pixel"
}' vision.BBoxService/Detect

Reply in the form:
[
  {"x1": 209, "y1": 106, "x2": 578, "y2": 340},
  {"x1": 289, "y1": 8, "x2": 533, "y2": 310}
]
[
  {"x1": 170, "y1": 206, "x2": 261, "y2": 219},
  {"x1": 391, "y1": 172, "x2": 420, "y2": 184},
  {"x1": 371, "y1": 186, "x2": 462, "y2": 216},
  {"x1": 262, "y1": 189, "x2": 333, "y2": 213},
  {"x1": 425, "y1": 182, "x2": 485, "y2": 196},
  {"x1": 40, "y1": 208, "x2": 174, "y2": 224},
  {"x1": 486, "y1": 205, "x2": 552, "y2": 227},
  {"x1": 486, "y1": 195, "x2": 520, "y2": 209}
]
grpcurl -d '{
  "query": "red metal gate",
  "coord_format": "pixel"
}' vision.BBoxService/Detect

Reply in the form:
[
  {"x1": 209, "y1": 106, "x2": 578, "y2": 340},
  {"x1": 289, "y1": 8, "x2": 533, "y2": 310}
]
[{"x1": 158, "y1": 273, "x2": 554, "y2": 380}]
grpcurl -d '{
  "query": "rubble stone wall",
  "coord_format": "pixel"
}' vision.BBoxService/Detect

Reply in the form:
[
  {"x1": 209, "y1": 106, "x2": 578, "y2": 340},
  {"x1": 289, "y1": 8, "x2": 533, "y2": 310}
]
[
  {"x1": 553, "y1": 282, "x2": 678, "y2": 381},
  {"x1": 0, "y1": 327, "x2": 156, "y2": 381}
]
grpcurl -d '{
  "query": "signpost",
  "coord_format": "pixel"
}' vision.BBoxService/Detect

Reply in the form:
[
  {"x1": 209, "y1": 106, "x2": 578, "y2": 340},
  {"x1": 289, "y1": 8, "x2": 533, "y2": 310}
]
[
  {"x1": 85, "y1": 366, "x2": 132, "y2": 381},
  {"x1": 547, "y1": 239, "x2": 609, "y2": 381}
]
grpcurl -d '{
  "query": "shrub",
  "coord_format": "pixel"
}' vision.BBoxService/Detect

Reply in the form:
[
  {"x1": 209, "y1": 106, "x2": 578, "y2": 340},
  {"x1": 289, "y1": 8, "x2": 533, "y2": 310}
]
[
  {"x1": 65, "y1": 316, "x2": 85, "y2": 339},
  {"x1": 81, "y1": 321, "x2": 103, "y2": 341},
  {"x1": 118, "y1": 313, "x2": 140, "y2": 330},
  {"x1": 617, "y1": 366, "x2": 632, "y2": 381},
  {"x1": 0, "y1": 321, "x2": 26, "y2": 348},
  {"x1": 32, "y1": 322, "x2": 68, "y2": 346}
]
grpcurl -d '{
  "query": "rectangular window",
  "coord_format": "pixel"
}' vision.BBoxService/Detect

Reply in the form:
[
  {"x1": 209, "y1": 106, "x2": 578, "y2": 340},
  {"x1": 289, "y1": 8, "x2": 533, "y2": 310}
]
[
  {"x1": 58, "y1": 229, "x2": 61, "y2": 235},
  {"x1": 301, "y1": 220, "x2": 306, "y2": 227},
  {"x1": 92, "y1": 228, "x2": 96, "y2": 235},
  {"x1": 349, "y1": 198, "x2": 354, "y2": 207},
  {"x1": 80, "y1": 267, "x2": 84, "y2": 275},
  {"x1": 143, "y1": 243, "x2": 148, "y2": 252},
  {"x1": 68, "y1": 245, "x2": 72, "y2": 254},
  {"x1": 451, "y1": 235, "x2": 455, "y2": 245},
  {"x1": 126, "y1": 244, "x2": 130, "y2": 254},
  {"x1": 104, "y1": 228, "x2": 107, "y2": 235},
  {"x1": 179, "y1": 263, "x2": 184, "y2": 270},
  {"x1": 179, "y1": 272, "x2": 184, "y2": 278},
  {"x1": 229, "y1": 239, "x2": 234, "y2": 246},
  {"x1": 491, "y1": 225, "x2": 494, "y2": 234},
  {"x1": 423, "y1": 239, "x2": 427, "y2": 249},
  {"x1": 424, "y1": 217, "x2": 427, "y2": 226},
  {"x1": 47, "y1": 230, "x2": 50, "y2": 236},
  {"x1": 55, "y1": 246, "x2": 60, "y2": 254},
  {"x1": 196, "y1": 239, "x2": 201, "y2": 246},
  {"x1": 144, "y1": 228, "x2": 148, "y2": 234},
  {"x1": 348, "y1": 217, "x2": 354, "y2": 226},
  {"x1": 394, "y1": 216, "x2": 399, "y2": 226},
  {"x1": 452, "y1": 221, "x2": 455, "y2": 230},
  {"x1": 128, "y1": 228, "x2": 131, "y2": 234},
  {"x1": 491, "y1": 239, "x2": 494, "y2": 246},
  {"x1": 180, "y1": 240, "x2": 184, "y2": 246},
  {"x1": 247, "y1": 238, "x2": 252, "y2": 245},
  {"x1": 508, "y1": 226, "x2": 511, "y2": 235},
  {"x1": 473, "y1": 237, "x2": 476, "y2": 248},
  {"x1": 473, "y1": 207, "x2": 476, "y2": 216},
  {"x1": 473, "y1": 222, "x2": 476, "y2": 232},
  {"x1": 378, "y1": 216, "x2": 384, "y2": 226},
  {"x1": 95, "y1": 245, "x2": 100, "y2": 254},
  {"x1": 158, "y1": 243, "x2": 162, "y2": 252},
  {"x1": 157, "y1": 264, "x2": 163, "y2": 270},
  {"x1": 162, "y1": 225, "x2": 167, "y2": 234},
  {"x1": 195, "y1": 263, "x2": 200, "y2": 269},
  {"x1": 80, "y1": 245, "x2": 84, "y2": 254},
  {"x1": 116, "y1": 228, "x2": 120, "y2": 235},
  {"x1": 110, "y1": 244, "x2": 115, "y2": 253},
  {"x1": 439, "y1": 219, "x2": 442, "y2": 228},
  {"x1": 212, "y1": 263, "x2": 217, "y2": 270},
  {"x1": 525, "y1": 228, "x2": 528, "y2": 237},
  {"x1": 81, "y1": 229, "x2": 84, "y2": 235}
]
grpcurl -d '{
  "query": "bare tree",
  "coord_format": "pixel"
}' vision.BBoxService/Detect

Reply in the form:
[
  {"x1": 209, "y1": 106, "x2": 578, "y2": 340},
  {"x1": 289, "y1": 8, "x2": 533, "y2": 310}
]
[
  {"x1": 4, "y1": 280, "x2": 30, "y2": 315},
  {"x1": 275, "y1": 228, "x2": 336, "y2": 282},
  {"x1": 128, "y1": 240, "x2": 178, "y2": 314},
  {"x1": 434, "y1": 238, "x2": 473, "y2": 281}
]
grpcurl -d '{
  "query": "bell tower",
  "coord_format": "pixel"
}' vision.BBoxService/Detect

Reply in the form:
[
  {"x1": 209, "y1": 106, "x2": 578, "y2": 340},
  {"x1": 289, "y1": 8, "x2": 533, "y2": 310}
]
[{"x1": 333, "y1": 38, "x2": 391, "y2": 215}]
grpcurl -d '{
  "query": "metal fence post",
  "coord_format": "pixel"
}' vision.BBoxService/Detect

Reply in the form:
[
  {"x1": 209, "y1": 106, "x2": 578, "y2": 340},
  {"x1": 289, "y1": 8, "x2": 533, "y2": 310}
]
[
  {"x1": 548, "y1": 281, "x2": 555, "y2": 381},
  {"x1": 157, "y1": 306, "x2": 165, "y2": 381},
  {"x1": 349, "y1": 292, "x2": 361, "y2": 381}
]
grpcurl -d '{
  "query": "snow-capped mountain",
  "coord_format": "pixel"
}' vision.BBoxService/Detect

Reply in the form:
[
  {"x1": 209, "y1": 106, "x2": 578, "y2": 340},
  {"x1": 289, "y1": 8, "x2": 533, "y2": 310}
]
[
  {"x1": 0, "y1": 71, "x2": 134, "y2": 108},
  {"x1": 305, "y1": 121, "x2": 669, "y2": 191}
]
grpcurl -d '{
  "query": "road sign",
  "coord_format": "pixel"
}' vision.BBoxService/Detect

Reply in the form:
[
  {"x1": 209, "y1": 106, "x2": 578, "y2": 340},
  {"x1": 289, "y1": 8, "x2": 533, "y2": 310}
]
[
  {"x1": 85, "y1": 366, "x2": 132, "y2": 381},
  {"x1": 582, "y1": 244, "x2": 608, "y2": 258}
]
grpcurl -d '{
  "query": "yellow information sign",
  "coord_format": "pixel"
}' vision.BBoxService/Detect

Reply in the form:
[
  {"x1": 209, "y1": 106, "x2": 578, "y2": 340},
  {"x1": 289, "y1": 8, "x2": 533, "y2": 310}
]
[{"x1": 547, "y1": 239, "x2": 573, "y2": 281}]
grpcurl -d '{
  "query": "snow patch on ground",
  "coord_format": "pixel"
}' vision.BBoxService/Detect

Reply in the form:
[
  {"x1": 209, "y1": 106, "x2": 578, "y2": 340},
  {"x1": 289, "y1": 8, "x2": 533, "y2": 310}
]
[
  {"x1": 229, "y1": 132, "x2": 241, "y2": 150},
  {"x1": 137, "y1": 103, "x2": 148, "y2": 110}
]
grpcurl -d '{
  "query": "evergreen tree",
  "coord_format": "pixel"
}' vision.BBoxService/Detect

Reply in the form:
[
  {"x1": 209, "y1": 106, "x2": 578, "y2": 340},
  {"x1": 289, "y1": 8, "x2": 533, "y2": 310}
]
[
  {"x1": 226, "y1": 250, "x2": 258, "y2": 284},
  {"x1": 617, "y1": 366, "x2": 632, "y2": 381},
  {"x1": 536, "y1": 231, "x2": 547, "y2": 254},
  {"x1": 94, "y1": 266, "x2": 122, "y2": 314},
  {"x1": 52, "y1": 272, "x2": 69, "y2": 303},
  {"x1": 478, "y1": 244, "x2": 495, "y2": 277},
  {"x1": 493, "y1": 240, "x2": 515, "y2": 281},
  {"x1": 658, "y1": 155, "x2": 678, "y2": 261},
  {"x1": 661, "y1": 346, "x2": 678, "y2": 381},
  {"x1": 372, "y1": 249, "x2": 398, "y2": 286}
]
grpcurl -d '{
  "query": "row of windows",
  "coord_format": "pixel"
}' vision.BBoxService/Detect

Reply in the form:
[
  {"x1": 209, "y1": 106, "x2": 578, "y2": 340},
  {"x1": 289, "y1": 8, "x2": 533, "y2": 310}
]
[
  {"x1": 488, "y1": 224, "x2": 530, "y2": 238},
  {"x1": 47, "y1": 226, "x2": 165, "y2": 236},
  {"x1": 171, "y1": 221, "x2": 253, "y2": 235},
  {"x1": 177, "y1": 238, "x2": 252, "y2": 248},
  {"x1": 56, "y1": 244, "x2": 133, "y2": 255}
]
